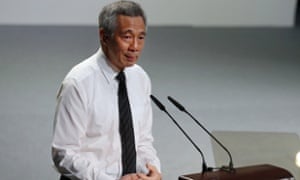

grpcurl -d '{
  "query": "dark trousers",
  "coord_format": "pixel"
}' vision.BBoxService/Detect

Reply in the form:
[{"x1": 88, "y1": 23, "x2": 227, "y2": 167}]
[{"x1": 60, "y1": 175, "x2": 71, "y2": 180}]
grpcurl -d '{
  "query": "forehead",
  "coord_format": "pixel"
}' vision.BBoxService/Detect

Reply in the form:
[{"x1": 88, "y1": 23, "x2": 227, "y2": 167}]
[{"x1": 116, "y1": 15, "x2": 146, "y2": 33}]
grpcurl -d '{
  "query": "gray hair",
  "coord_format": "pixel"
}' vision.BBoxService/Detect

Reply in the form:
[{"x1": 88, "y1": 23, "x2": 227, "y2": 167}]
[{"x1": 98, "y1": 1, "x2": 147, "y2": 37}]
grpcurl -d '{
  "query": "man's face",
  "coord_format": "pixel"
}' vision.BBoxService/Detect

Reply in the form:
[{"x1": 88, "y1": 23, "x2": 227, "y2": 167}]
[{"x1": 105, "y1": 15, "x2": 146, "y2": 71}]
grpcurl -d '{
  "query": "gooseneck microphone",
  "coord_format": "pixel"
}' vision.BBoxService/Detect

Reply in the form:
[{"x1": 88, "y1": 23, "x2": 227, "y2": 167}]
[
  {"x1": 150, "y1": 95, "x2": 212, "y2": 173},
  {"x1": 167, "y1": 96, "x2": 234, "y2": 172}
]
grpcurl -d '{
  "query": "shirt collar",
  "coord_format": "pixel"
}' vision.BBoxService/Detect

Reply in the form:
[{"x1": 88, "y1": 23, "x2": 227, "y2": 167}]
[{"x1": 97, "y1": 48, "x2": 130, "y2": 84}]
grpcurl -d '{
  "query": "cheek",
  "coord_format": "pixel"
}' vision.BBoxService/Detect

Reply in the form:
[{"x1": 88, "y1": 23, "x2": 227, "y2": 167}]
[
  {"x1": 140, "y1": 43, "x2": 145, "y2": 50},
  {"x1": 111, "y1": 44, "x2": 124, "y2": 57},
  {"x1": 118, "y1": 41, "x2": 130, "y2": 51}
]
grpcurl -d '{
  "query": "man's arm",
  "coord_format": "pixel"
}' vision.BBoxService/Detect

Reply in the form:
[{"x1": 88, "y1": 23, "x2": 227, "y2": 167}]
[
  {"x1": 135, "y1": 99, "x2": 161, "y2": 174},
  {"x1": 135, "y1": 73, "x2": 161, "y2": 175},
  {"x1": 52, "y1": 80, "x2": 114, "y2": 180}
]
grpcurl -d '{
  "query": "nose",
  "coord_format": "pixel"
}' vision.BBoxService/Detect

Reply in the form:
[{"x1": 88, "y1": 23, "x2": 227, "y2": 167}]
[{"x1": 129, "y1": 38, "x2": 140, "y2": 52}]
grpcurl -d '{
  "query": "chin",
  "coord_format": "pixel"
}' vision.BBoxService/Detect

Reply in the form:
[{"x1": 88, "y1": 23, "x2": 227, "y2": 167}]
[{"x1": 126, "y1": 60, "x2": 138, "y2": 67}]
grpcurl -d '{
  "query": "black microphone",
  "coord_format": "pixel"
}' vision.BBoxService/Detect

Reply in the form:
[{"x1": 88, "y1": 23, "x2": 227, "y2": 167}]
[
  {"x1": 167, "y1": 96, "x2": 234, "y2": 172},
  {"x1": 150, "y1": 95, "x2": 212, "y2": 173}
]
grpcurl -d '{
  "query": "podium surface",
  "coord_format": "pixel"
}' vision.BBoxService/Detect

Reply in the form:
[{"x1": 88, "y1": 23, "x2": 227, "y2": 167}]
[
  {"x1": 211, "y1": 131, "x2": 300, "y2": 179},
  {"x1": 179, "y1": 164, "x2": 294, "y2": 180}
]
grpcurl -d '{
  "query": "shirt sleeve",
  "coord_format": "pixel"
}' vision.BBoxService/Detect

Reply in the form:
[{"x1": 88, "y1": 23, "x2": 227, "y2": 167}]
[
  {"x1": 51, "y1": 79, "x2": 115, "y2": 180},
  {"x1": 136, "y1": 73, "x2": 161, "y2": 174}
]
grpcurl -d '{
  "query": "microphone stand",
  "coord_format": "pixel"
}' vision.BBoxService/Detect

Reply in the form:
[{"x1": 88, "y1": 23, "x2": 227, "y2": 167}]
[
  {"x1": 150, "y1": 95, "x2": 212, "y2": 173},
  {"x1": 167, "y1": 96, "x2": 235, "y2": 172}
]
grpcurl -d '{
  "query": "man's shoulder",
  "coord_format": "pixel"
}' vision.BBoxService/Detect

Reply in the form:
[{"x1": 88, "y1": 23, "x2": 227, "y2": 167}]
[
  {"x1": 64, "y1": 52, "x2": 100, "y2": 83},
  {"x1": 127, "y1": 64, "x2": 148, "y2": 76}
]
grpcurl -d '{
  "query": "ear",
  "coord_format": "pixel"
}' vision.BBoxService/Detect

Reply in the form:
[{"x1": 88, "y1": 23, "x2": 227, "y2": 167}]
[{"x1": 99, "y1": 28, "x2": 109, "y2": 45}]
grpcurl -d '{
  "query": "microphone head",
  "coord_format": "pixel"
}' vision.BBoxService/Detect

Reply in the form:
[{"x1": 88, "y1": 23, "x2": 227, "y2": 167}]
[
  {"x1": 167, "y1": 96, "x2": 186, "y2": 111},
  {"x1": 150, "y1": 95, "x2": 166, "y2": 111}
]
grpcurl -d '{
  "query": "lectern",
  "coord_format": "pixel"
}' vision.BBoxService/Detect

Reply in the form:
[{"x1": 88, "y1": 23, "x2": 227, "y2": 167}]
[{"x1": 179, "y1": 164, "x2": 294, "y2": 180}]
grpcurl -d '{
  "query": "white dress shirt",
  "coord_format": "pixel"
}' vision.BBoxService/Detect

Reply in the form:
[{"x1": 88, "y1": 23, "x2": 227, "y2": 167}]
[{"x1": 52, "y1": 48, "x2": 160, "y2": 180}]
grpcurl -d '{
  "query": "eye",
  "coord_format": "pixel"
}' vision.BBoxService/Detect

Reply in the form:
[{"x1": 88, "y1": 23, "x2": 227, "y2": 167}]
[
  {"x1": 138, "y1": 35, "x2": 145, "y2": 40},
  {"x1": 122, "y1": 34, "x2": 132, "y2": 40}
]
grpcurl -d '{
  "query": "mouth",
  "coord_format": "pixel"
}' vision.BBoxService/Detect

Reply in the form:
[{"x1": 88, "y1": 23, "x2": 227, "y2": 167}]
[{"x1": 125, "y1": 54, "x2": 137, "y2": 62}]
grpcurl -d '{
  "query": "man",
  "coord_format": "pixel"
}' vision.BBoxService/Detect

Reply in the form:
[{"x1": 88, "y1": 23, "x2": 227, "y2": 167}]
[{"x1": 51, "y1": 1, "x2": 161, "y2": 180}]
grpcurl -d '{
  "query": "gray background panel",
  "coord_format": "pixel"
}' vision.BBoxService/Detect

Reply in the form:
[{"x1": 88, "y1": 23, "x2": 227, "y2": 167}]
[{"x1": 0, "y1": 26, "x2": 299, "y2": 179}]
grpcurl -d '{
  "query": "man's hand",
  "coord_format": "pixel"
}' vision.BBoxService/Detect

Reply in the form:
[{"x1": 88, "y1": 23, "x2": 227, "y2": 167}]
[
  {"x1": 137, "y1": 164, "x2": 162, "y2": 180},
  {"x1": 120, "y1": 173, "x2": 139, "y2": 180}
]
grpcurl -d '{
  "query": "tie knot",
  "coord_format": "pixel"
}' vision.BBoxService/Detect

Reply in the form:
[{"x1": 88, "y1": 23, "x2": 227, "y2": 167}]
[{"x1": 116, "y1": 71, "x2": 126, "y2": 82}]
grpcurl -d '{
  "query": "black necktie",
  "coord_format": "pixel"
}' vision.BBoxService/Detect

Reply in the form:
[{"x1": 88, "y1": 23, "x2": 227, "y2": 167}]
[{"x1": 116, "y1": 71, "x2": 137, "y2": 175}]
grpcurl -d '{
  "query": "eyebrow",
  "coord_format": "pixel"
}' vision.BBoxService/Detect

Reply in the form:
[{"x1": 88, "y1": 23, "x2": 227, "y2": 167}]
[{"x1": 122, "y1": 29, "x2": 147, "y2": 36}]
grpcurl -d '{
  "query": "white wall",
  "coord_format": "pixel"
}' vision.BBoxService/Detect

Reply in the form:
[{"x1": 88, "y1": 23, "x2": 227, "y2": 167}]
[
  {"x1": 0, "y1": 0, "x2": 297, "y2": 27},
  {"x1": 0, "y1": 0, "x2": 296, "y2": 26}
]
